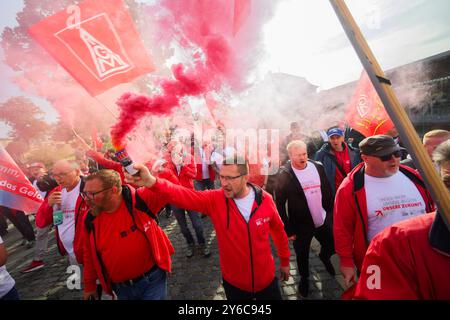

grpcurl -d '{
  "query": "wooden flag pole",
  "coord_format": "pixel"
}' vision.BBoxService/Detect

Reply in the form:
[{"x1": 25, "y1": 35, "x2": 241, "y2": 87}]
[{"x1": 329, "y1": 0, "x2": 450, "y2": 229}]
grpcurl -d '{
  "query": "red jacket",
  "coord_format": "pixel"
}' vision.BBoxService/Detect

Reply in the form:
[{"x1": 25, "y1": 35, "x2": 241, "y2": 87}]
[
  {"x1": 333, "y1": 163, "x2": 435, "y2": 272},
  {"x1": 151, "y1": 178, "x2": 290, "y2": 293},
  {"x1": 195, "y1": 164, "x2": 216, "y2": 182},
  {"x1": 161, "y1": 153, "x2": 197, "y2": 189},
  {"x1": 86, "y1": 150, "x2": 125, "y2": 182},
  {"x1": 83, "y1": 185, "x2": 174, "y2": 295},
  {"x1": 354, "y1": 213, "x2": 450, "y2": 299},
  {"x1": 35, "y1": 180, "x2": 89, "y2": 264}
]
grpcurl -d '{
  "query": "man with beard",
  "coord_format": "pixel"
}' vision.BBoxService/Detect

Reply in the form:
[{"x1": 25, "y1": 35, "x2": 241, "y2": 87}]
[{"x1": 81, "y1": 170, "x2": 173, "y2": 300}]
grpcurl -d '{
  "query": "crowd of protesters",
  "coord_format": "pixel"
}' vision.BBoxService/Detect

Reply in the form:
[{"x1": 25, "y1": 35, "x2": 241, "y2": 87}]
[{"x1": 1, "y1": 123, "x2": 449, "y2": 301}]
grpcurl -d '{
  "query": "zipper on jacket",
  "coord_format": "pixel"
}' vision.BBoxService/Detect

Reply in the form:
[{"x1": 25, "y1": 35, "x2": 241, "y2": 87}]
[
  {"x1": 229, "y1": 185, "x2": 262, "y2": 296},
  {"x1": 235, "y1": 201, "x2": 259, "y2": 296},
  {"x1": 246, "y1": 223, "x2": 255, "y2": 295}
]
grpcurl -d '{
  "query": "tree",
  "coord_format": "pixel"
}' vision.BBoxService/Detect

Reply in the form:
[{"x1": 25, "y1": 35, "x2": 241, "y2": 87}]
[{"x1": 0, "y1": 96, "x2": 50, "y2": 143}]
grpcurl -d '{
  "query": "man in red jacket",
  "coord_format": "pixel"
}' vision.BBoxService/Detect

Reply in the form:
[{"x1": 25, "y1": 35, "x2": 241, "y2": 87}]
[
  {"x1": 354, "y1": 140, "x2": 450, "y2": 299},
  {"x1": 156, "y1": 143, "x2": 209, "y2": 258},
  {"x1": 34, "y1": 160, "x2": 88, "y2": 266},
  {"x1": 81, "y1": 170, "x2": 173, "y2": 300},
  {"x1": 125, "y1": 156, "x2": 291, "y2": 300},
  {"x1": 334, "y1": 135, "x2": 435, "y2": 292}
]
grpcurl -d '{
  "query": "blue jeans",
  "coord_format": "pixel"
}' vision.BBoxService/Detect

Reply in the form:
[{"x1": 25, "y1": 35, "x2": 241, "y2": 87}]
[
  {"x1": 112, "y1": 267, "x2": 167, "y2": 300},
  {"x1": 194, "y1": 179, "x2": 214, "y2": 191},
  {"x1": 1, "y1": 286, "x2": 20, "y2": 300},
  {"x1": 171, "y1": 205, "x2": 205, "y2": 245}
]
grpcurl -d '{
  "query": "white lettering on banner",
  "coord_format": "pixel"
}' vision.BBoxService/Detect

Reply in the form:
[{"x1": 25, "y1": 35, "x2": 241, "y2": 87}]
[
  {"x1": 366, "y1": 265, "x2": 381, "y2": 290},
  {"x1": 0, "y1": 164, "x2": 20, "y2": 178},
  {"x1": 66, "y1": 265, "x2": 81, "y2": 290},
  {"x1": 19, "y1": 186, "x2": 43, "y2": 200},
  {"x1": 54, "y1": 11, "x2": 134, "y2": 82},
  {"x1": 0, "y1": 180, "x2": 17, "y2": 191}
]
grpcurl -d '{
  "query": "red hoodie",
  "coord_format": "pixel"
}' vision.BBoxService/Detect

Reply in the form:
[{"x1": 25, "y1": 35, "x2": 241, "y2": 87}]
[
  {"x1": 82, "y1": 186, "x2": 173, "y2": 295},
  {"x1": 151, "y1": 178, "x2": 290, "y2": 293},
  {"x1": 333, "y1": 163, "x2": 435, "y2": 272},
  {"x1": 35, "y1": 182, "x2": 89, "y2": 264},
  {"x1": 160, "y1": 153, "x2": 197, "y2": 189}
]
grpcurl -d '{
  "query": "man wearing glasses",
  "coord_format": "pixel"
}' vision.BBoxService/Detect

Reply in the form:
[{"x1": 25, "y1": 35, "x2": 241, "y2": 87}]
[
  {"x1": 125, "y1": 156, "x2": 291, "y2": 300},
  {"x1": 81, "y1": 170, "x2": 173, "y2": 300},
  {"x1": 333, "y1": 135, "x2": 435, "y2": 293},
  {"x1": 35, "y1": 160, "x2": 88, "y2": 266}
]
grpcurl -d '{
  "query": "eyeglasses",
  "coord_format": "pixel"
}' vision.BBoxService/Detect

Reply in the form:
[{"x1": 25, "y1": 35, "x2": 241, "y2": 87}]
[
  {"x1": 81, "y1": 188, "x2": 112, "y2": 200},
  {"x1": 377, "y1": 150, "x2": 402, "y2": 161},
  {"x1": 219, "y1": 174, "x2": 246, "y2": 182},
  {"x1": 51, "y1": 171, "x2": 73, "y2": 178}
]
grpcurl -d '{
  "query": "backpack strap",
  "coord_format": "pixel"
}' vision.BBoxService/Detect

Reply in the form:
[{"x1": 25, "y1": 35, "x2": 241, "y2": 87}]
[
  {"x1": 121, "y1": 185, "x2": 160, "y2": 225},
  {"x1": 135, "y1": 191, "x2": 159, "y2": 224},
  {"x1": 325, "y1": 152, "x2": 348, "y2": 178}
]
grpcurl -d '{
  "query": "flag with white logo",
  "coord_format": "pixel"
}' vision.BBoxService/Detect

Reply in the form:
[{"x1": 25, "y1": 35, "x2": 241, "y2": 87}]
[{"x1": 29, "y1": 0, "x2": 155, "y2": 96}]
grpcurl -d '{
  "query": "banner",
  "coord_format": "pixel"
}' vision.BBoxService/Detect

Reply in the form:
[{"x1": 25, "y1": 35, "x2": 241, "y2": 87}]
[
  {"x1": 345, "y1": 71, "x2": 394, "y2": 137},
  {"x1": 29, "y1": 0, "x2": 155, "y2": 96},
  {"x1": 0, "y1": 148, "x2": 43, "y2": 213}
]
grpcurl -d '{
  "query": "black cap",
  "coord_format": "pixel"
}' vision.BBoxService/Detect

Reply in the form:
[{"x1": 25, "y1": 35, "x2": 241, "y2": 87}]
[{"x1": 359, "y1": 134, "x2": 405, "y2": 157}]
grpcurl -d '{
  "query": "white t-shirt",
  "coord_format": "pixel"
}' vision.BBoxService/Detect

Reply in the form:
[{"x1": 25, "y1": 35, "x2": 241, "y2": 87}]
[
  {"x1": 57, "y1": 179, "x2": 81, "y2": 260},
  {"x1": 200, "y1": 148, "x2": 210, "y2": 179},
  {"x1": 234, "y1": 188, "x2": 256, "y2": 223},
  {"x1": 292, "y1": 163, "x2": 326, "y2": 228},
  {"x1": 0, "y1": 236, "x2": 15, "y2": 298},
  {"x1": 365, "y1": 171, "x2": 427, "y2": 241}
]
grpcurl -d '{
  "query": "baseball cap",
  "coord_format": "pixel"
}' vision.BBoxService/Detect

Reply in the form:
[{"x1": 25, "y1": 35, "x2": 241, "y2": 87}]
[
  {"x1": 359, "y1": 135, "x2": 405, "y2": 157},
  {"x1": 327, "y1": 127, "x2": 344, "y2": 138},
  {"x1": 28, "y1": 162, "x2": 45, "y2": 169}
]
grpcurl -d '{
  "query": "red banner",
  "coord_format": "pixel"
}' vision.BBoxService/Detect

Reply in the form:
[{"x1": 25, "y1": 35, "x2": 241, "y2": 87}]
[
  {"x1": 345, "y1": 71, "x2": 394, "y2": 137},
  {"x1": 0, "y1": 148, "x2": 43, "y2": 213},
  {"x1": 29, "y1": 0, "x2": 155, "y2": 96}
]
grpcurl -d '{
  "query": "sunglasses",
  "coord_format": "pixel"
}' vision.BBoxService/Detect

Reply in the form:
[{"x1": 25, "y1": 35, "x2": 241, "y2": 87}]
[{"x1": 377, "y1": 150, "x2": 402, "y2": 161}]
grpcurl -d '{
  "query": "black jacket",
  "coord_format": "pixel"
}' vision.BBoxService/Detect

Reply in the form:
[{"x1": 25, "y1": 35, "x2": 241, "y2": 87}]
[{"x1": 275, "y1": 160, "x2": 333, "y2": 236}]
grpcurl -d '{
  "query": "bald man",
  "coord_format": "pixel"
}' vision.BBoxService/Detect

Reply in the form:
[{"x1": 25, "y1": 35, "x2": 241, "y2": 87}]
[{"x1": 34, "y1": 160, "x2": 88, "y2": 266}]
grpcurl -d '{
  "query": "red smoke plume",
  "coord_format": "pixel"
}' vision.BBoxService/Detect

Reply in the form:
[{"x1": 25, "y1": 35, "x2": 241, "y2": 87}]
[{"x1": 110, "y1": 0, "x2": 254, "y2": 149}]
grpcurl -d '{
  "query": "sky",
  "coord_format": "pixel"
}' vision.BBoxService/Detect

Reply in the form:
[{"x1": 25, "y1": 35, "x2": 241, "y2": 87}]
[{"x1": 0, "y1": 0, "x2": 449, "y2": 138}]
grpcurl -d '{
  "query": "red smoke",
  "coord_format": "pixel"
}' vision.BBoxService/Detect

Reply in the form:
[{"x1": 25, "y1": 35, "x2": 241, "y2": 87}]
[{"x1": 110, "y1": 0, "x2": 252, "y2": 149}]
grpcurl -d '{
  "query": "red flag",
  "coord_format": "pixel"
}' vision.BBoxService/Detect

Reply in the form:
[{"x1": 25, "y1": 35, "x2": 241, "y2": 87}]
[
  {"x1": 29, "y1": 0, "x2": 155, "y2": 96},
  {"x1": 233, "y1": 0, "x2": 251, "y2": 35},
  {"x1": 0, "y1": 148, "x2": 43, "y2": 213},
  {"x1": 345, "y1": 71, "x2": 394, "y2": 137}
]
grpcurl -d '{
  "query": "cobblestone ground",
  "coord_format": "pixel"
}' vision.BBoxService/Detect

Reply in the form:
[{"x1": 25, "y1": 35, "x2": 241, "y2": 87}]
[{"x1": 4, "y1": 214, "x2": 344, "y2": 300}]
